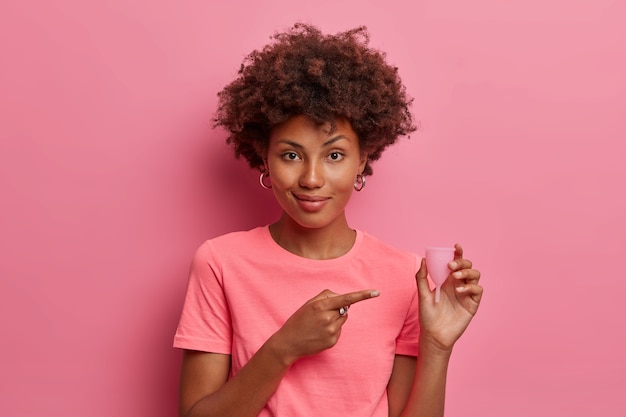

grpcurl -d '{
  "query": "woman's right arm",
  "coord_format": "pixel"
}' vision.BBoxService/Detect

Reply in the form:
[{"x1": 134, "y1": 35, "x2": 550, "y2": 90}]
[
  {"x1": 178, "y1": 288, "x2": 380, "y2": 417},
  {"x1": 178, "y1": 336, "x2": 291, "y2": 417}
]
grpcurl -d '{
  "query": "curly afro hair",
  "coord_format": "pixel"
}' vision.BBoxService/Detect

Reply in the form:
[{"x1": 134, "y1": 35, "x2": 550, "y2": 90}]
[{"x1": 213, "y1": 23, "x2": 416, "y2": 176}]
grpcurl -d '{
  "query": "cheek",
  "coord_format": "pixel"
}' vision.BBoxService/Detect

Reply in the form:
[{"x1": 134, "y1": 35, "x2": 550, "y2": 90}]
[
  {"x1": 268, "y1": 168, "x2": 293, "y2": 190},
  {"x1": 328, "y1": 170, "x2": 357, "y2": 191}
]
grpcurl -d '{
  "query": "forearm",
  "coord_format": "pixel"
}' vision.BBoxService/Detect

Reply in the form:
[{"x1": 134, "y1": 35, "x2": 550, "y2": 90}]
[
  {"x1": 185, "y1": 336, "x2": 291, "y2": 417},
  {"x1": 401, "y1": 345, "x2": 451, "y2": 417}
]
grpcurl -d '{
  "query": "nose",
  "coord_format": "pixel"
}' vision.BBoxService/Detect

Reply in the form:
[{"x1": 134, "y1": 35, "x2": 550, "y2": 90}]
[{"x1": 299, "y1": 160, "x2": 324, "y2": 189}]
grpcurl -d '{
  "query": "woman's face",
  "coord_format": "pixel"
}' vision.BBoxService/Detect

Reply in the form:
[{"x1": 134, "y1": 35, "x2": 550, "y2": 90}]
[{"x1": 265, "y1": 115, "x2": 367, "y2": 231}]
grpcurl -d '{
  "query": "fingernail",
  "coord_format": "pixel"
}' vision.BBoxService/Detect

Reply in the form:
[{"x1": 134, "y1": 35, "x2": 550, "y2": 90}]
[
  {"x1": 371, "y1": 290, "x2": 380, "y2": 297},
  {"x1": 449, "y1": 261, "x2": 457, "y2": 269},
  {"x1": 456, "y1": 286, "x2": 465, "y2": 292},
  {"x1": 453, "y1": 271, "x2": 462, "y2": 278}
]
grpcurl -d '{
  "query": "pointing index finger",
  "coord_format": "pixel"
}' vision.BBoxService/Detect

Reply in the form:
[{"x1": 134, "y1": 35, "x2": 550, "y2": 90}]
[{"x1": 327, "y1": 289, "x2": 380, "y2": 309}]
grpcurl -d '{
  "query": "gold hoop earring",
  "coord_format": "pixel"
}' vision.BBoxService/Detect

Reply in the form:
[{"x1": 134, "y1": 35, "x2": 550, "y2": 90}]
[
  {"x1": 354, "y1": 174, "x2": 366, "y2": 191},
  {"x1": 259, "y1": 170, "x2": 272, "y2": 189}
]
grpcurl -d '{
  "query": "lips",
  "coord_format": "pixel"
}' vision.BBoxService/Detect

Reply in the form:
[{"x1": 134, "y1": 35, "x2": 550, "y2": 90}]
[
  {"x1": 294, "y1": 194, "x2": 329, "y2": 202},
  {"x1": 293, "y1": 193, "x2": 330, "y2": 212}
]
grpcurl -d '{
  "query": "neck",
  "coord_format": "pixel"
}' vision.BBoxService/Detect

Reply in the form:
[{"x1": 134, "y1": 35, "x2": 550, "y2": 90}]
[{"x1": 269, "y1": 213, "x2": 356, "y2": 260}]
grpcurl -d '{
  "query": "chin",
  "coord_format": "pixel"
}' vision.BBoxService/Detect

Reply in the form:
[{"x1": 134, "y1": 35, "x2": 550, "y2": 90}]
[{"x1": 288, "y1": 212, "x2": 344, "y2": 231}]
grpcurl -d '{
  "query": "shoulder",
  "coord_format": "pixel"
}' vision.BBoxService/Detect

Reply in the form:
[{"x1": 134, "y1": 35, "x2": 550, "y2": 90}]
[
  {"x1": 198, "y1": 226, "x2": 266, "y2": 251},
  {"x1": 192, "y1": 226, "x2": 268, "y2": 263}
]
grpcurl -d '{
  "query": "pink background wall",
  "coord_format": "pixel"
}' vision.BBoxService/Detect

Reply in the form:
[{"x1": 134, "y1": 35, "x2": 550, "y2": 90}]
[{"x1": 1, "y1": 0, "x2": 624, "y2": 415}]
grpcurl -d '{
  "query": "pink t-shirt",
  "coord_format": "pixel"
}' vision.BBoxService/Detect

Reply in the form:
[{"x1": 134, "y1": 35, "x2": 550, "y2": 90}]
[{"x1": 174, "y1": 226, "x2": 420, "y2": 416}]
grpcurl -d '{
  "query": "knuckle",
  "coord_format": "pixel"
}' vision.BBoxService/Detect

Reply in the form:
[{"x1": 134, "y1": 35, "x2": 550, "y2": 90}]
[
  {"x1": 321, "y1": 312, "x2": 335, "y2": 325},
  {"x1": 328, "y1": 323, "x2": 342, "y2": 337},
  {"x1": 311, "y1": 300, "x2": 325, "y2": 313}
]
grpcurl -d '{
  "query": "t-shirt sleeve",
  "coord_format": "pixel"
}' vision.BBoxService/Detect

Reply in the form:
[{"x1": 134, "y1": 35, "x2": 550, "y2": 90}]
[
  {"x1": 394, "y1": 254, "x2": 421, "y2": 357},
  {"x1": 173, "y1": 240, "x2": 232, "y2": 354}
]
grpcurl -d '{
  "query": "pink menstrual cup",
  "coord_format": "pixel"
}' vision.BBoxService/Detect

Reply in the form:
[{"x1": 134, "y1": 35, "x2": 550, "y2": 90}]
[{"x1": 425, "y1": 247, "x2": 455, "y2": 302}]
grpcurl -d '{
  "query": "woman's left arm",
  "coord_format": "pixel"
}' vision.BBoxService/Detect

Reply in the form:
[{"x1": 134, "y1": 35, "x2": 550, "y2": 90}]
[{"x1": 388, "y1": 244, "x2": 483, "y2": 417}]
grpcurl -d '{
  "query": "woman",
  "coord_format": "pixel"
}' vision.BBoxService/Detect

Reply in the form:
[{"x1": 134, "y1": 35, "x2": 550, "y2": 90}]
[{"x1": 174, "y1": 23, "x2": 483, "y2": 417}]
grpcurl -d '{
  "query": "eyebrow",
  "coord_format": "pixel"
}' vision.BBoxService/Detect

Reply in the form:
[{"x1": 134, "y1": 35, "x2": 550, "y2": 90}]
[{"x1": 277, "y1": 135, "x2": 347, "y2": 148}]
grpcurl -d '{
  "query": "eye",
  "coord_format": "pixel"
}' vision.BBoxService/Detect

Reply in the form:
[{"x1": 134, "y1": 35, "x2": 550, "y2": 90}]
[
  {"x1": 282, "y1": 152, "x2": 300, "y2": 161},
  {"x1": 328, "y1": 152, "x2": 344, "y2": 161}
]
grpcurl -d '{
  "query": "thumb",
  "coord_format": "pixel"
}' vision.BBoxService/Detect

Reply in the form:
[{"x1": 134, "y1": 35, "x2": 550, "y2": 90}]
[{"x1": 415, "y1": 258, "x2": 431, "y2": 299}]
